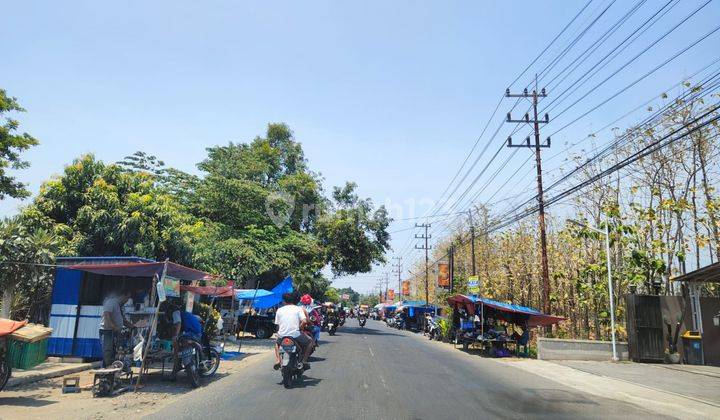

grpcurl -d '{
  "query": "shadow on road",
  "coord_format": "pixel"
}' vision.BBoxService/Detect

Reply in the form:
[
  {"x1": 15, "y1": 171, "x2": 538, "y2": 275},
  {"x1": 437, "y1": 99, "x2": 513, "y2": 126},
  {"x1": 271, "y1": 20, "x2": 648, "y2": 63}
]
[
  {"x1": 338, "y1": 327, "x2": 407, "y2": 337},
  {"x1": 275, "y1": 376, "x2": 322, "y2": 388},
  {"x1": 308, "y1": 356, "x2": 326, "y2": 362},
  {"x1": 0, "y1": 396, "x2": 57, "y2": 408}
]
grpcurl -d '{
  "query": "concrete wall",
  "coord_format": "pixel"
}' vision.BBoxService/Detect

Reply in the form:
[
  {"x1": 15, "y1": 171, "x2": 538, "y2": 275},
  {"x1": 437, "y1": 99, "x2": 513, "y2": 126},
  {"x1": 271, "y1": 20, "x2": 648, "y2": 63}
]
[{"x1": 538, "y1": 337, "x2": 629, "y2": 361}]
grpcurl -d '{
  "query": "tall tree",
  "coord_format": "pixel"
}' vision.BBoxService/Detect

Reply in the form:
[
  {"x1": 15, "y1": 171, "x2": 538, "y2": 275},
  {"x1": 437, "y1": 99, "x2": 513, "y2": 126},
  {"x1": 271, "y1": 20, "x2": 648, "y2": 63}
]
[{"x1": 0, "y1": 89, "x2": 39, "y2": 200}]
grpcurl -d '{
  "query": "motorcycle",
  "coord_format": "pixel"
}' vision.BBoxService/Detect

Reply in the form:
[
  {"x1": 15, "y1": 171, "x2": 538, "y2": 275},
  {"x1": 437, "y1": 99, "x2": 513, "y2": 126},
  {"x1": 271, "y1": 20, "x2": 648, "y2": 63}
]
[
  {"x1": 325, "y1": 317, "x2": 338, "y2": 336},
  {"x1": 177, "y1": 334, "x2": 204, "y2": 388},
  {"x1": 358, "y1": 315, "x2": 367, "y2": 328},
  {"x1": 426, "y1": 316, "x2": 439, "y2": 340},
  {"x1": 278, "y1": 336, "x2": 305, "y2": 389},
  {"x1": 199, "y1": 334, "x2": 222, "y2": 377}
]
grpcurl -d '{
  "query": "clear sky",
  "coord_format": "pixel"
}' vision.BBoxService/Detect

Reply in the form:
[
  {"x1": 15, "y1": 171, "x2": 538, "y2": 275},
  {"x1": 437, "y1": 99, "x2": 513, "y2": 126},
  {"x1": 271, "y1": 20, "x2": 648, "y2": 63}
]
[{"x1": 3, "y1": 1, "x2": 720, "y2": 293}]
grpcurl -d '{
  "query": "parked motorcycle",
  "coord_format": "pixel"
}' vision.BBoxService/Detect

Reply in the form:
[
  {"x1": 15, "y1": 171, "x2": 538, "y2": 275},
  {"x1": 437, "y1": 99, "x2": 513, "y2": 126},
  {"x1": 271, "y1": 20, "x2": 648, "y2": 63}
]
[
  {"x1": 178, "y1": 334, "x2": 204, "y2": 387},
  {"x1": 278, "y1": 336, "x2": 304, "y2": 389},
  {"x1": 199, "y1": 335, "x2": 222, "y2": 377},
  {"x1": 426, "y1": 316, "x2": 439, "y2": 340}
]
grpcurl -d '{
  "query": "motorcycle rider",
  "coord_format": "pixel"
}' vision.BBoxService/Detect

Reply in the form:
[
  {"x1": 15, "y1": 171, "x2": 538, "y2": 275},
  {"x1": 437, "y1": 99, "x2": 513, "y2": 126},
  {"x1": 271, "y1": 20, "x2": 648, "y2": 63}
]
[
  {"x1": 273, "y1": 293, "x2": 312, "y2": 371},
  {"x1": 300, "y1": 294, "x2": 321, "y2": 346}
]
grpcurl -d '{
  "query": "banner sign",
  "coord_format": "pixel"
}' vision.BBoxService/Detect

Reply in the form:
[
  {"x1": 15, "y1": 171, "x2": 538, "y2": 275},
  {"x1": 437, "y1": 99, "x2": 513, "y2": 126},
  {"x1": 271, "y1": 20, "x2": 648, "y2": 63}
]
[
  {"x1": 163, "y1": 276, "x2": 180, "y2": 298},
  {"x1": 387, "y1": 289, "x2": 395, "y2": 300},
  {"x1": 468, "y1": 276, "x2": 480, "y2": 295},
  {"x1": 185, "y1": 291, "x2": 195, "y2": 313},
  {"x1": 402, "y1": 280, "x2": 410, "y2": 296},
  {"x1": 437, "y1": 263, "x2": 450, "y2": 288},
  {"x1": 341, "y1": 294, "x2": 350, "y2": 301}
]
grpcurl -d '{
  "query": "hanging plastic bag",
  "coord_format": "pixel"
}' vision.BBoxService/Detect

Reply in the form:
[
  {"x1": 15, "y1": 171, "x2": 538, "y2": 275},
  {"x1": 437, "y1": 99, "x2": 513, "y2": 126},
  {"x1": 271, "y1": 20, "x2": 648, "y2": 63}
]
[{"x1": 133, "y1": 339, "x2": 144, "y2": 361}]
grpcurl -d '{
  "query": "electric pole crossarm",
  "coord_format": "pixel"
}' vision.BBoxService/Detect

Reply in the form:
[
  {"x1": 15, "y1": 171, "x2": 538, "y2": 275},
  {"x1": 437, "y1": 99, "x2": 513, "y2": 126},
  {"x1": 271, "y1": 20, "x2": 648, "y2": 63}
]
[{"x1": 503, "y1": 76, "x2": 553, "y2": 329}]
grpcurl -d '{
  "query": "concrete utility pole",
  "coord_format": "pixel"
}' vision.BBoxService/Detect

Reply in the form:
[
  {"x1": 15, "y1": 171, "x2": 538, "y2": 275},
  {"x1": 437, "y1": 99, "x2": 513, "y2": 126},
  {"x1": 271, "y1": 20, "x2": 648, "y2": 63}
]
[
  {"x1": 505, "y1": 76, "x2": 552, "y2": 328},
  {"x1": 468, "y1": 209, "x2": 476, "y2": 276},
  {"x1": 449, "y1": 243, "x2": 455, "y2": 293},
  {"x1": 392, "y1": 256, "x2": 402, "y2": 300},
  {"x1": 383, "y1": 272, "x2": 390, "y2": 301},
  {"x1": 415, "y1": 223, "x2": 432, "y2": 306}
]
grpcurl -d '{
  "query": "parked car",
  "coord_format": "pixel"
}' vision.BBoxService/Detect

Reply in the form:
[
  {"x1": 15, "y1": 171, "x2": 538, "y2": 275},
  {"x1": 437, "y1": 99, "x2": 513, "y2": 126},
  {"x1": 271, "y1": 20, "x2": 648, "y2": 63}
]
[{"x1": 236, "y1": 313, "x2": 277, "y2": 339}]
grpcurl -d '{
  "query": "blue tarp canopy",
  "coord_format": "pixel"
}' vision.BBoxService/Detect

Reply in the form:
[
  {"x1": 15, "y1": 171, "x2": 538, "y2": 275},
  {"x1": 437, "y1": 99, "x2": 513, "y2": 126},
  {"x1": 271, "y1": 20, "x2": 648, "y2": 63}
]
[
  {"x1": 242, "y1": 276, "x2": 294, "y2": 309},
  {"x1": 235, "y1": 289, "x2": 274, "y2": 300},
  {"x1": 446, "y1": 294, "x2": 564, "y2": 327}
]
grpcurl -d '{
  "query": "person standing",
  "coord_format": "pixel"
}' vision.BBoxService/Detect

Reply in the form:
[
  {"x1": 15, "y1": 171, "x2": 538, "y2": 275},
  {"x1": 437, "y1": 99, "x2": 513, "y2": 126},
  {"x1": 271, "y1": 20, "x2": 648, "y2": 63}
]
[{"x1": 98, "y1": 290, "x2": 131, "y2": 368}]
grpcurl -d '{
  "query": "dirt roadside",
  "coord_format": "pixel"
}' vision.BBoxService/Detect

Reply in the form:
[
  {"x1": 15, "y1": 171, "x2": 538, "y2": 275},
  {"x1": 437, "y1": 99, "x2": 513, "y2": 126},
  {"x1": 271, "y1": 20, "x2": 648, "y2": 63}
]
[{"x1": 0, "y1": 342, "x2": 274, "y2": 420}]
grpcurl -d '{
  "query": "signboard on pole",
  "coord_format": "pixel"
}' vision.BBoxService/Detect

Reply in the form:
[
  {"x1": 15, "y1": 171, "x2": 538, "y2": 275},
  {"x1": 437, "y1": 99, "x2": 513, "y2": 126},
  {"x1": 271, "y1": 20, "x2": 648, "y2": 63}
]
[
  {"x1": 437, "y1": 263, "x2": 450, "y2": 288},
  {"x1": 163, "y1": 276, "x2": 180, "y2": 298},
  {"x1": 468, "y1": 276, "x2": 480, "y2": 295},
  {"x1": 402, "y1": 280, "x2": 410, "y2": 296},
  {"x1": 387, "y1": 289, "x2": 395, "y2": 300},
  {"x1": 341, "y1": 293, "x2": 350, "y2": 301},
  {"x1": 185, "y1": 291, "x2": 195, "y2": 313}
]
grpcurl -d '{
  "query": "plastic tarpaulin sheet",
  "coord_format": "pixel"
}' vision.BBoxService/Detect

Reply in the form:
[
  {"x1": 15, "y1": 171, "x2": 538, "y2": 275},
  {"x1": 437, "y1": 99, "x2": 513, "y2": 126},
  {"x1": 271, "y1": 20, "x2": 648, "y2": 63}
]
[
  {"x1": 446, "y1": 294, "x2": 564, "y2": 327},
  {"x1": 180, "y1": 285, "x2": 234, "y2": 297},
  {"x1": 64, "y1": 261, "x2": 209, "y2": 281},
  {"x1": 0, "y1": 318, "x2": 27, "y2": 337},
  {"x1": 249, "y1": 276, "x2": 294, "y2": 309},
  {"x1": 235, "y1": 289, "x2": 274, "y2": 300}
]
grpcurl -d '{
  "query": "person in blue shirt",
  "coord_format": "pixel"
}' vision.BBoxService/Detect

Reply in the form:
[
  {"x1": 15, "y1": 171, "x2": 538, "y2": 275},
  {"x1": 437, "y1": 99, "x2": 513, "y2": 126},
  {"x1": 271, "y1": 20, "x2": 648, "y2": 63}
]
[{"x1": 167, "y1": 299, "x2": 204, "y2": 380}]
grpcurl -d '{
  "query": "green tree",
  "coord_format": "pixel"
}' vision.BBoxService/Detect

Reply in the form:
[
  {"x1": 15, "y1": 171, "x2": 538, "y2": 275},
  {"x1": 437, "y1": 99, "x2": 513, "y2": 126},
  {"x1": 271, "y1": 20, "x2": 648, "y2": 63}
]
[
  {"x1": 324, "y1": 287, "x2": 340, "y2": 303},
  {"x1": 317, "y1": 182, "x2": 390, "y2": 276},
  {"x1": 0, "y1": 89, "x2": 39, "y2": 200},
  {"x1": 0, "y1": 215, "x2": 61, "y2": 320},
  {"x1": 29, "y1": 154, "x2": 201, "y2": 263},
  {"x1": 190, "y1": 124, "x2": 389, "y2": 291}
]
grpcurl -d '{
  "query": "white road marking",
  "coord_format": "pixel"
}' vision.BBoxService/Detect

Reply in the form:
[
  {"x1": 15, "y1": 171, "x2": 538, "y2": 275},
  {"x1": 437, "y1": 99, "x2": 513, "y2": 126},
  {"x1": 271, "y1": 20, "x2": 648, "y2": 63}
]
[{"x1": 368, "y1": 346, "x2": 375, "y2": 357}]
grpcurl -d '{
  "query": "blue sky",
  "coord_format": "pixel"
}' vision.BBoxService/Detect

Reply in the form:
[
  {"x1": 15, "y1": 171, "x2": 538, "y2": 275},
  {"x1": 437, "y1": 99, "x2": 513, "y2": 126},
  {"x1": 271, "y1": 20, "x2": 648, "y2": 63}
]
[{"x1": 3, "y1": 1, "x2": 720, "y2": 293}]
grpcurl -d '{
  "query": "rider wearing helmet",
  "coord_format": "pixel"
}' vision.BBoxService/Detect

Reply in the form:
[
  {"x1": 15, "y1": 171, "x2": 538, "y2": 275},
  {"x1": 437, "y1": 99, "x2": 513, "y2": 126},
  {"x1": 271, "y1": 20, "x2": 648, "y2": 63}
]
[{"x1": 300, "y1": 294, "x2": 322, "y2": 345}]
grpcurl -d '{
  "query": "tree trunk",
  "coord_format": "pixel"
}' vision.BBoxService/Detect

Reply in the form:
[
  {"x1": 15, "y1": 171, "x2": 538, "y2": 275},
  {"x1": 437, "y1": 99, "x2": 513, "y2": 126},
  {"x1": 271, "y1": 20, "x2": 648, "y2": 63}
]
[{"x1": 2, "y1": 286, "x2": 14, "y2": 319}]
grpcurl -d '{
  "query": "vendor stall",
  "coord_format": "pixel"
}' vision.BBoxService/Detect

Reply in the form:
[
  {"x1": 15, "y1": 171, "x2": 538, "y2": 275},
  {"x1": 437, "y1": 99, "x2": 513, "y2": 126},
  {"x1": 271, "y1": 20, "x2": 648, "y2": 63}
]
[
  {"x1": 47, "y1": 256, "x2": 208, "y2": 359},
  {"x1": 447, "y1": 294, "x2": 564, "y2": 356}
]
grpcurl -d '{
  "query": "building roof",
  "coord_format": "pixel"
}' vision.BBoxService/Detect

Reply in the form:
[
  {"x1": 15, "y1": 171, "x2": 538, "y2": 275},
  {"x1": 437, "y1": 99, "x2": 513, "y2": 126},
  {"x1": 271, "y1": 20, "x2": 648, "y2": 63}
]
[{"x1": 672, "y1": 262, "x2": 720, "y2": 283}]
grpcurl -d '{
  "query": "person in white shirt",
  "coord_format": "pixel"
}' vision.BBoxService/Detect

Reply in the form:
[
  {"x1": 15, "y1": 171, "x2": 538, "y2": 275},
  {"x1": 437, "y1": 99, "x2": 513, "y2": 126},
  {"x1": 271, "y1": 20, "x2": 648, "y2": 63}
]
[{"x1": 273, "y1": 293, "x2": 312, "y2": 371}]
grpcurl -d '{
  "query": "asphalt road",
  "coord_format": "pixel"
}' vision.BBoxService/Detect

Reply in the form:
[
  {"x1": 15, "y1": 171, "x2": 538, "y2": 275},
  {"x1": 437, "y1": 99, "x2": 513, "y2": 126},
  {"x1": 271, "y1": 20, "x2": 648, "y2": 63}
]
[{"x1": 150, "y1": 320, "x2": 662, "y2": 420}]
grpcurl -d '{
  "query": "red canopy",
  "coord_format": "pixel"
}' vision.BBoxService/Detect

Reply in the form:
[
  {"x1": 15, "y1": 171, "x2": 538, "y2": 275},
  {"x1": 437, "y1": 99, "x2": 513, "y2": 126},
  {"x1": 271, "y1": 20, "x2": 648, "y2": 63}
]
[
  {"x1": 179, "y1": 285, "x2": 234, "y2": 297},
  {"x1": 65, "y1": 261, "x2": 209, "y2": 281}
]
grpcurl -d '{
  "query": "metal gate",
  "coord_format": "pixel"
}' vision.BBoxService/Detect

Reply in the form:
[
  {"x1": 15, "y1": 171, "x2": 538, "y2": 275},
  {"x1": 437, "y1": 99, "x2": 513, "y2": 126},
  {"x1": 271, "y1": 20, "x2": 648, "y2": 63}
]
[{"x1": 626, "y1": 294, "x2": 665, "y2": 362}]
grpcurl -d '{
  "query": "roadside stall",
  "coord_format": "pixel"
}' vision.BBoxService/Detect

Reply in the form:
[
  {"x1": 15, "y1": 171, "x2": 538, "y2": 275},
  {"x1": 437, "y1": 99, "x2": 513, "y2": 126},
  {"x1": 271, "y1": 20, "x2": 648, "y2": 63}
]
[
  {"x1": 395, "y1": 301, "x2": 438, "y2": 331},
  {"x1": 447, "y1": 294, "x2": 564, "y2": 356},
  {"x1": 233, "y1": 276, "x2": 294, "y2": 339}
]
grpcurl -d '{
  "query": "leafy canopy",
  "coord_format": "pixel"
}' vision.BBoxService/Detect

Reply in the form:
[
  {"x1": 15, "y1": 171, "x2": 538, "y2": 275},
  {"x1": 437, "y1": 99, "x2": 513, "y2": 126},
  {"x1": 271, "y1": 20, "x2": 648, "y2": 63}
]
[{"x1": 0, "y1": 89, "x2": 39, "y2": 199}]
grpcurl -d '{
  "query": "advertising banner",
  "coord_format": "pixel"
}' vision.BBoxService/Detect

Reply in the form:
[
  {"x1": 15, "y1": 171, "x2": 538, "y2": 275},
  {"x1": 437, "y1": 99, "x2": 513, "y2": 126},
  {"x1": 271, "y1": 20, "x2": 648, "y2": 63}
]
[
  {"x1": 387, "y1": 289, "x2": 395, "y2": 300},
  {"x1": 163, "y1": 276, "x2": 180, "y2": 298},
  {"x1": 185, "y1": 291, "x2": 195, "y2": 313},
  {"x1": 402, "y1": 280, "x2": 410, "y2": 296},
  {"x1": 468, "y1": 276, "x2": 480, "y2": 295},
  {"x1": 437, "y1": 263, "x2": 450, "y2": 288}
]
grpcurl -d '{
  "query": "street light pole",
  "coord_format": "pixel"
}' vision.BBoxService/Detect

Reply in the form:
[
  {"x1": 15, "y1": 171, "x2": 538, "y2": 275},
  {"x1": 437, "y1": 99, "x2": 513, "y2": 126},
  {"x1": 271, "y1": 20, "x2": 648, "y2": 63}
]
[
  {"x1": 568, "y1": 217, "x2": 618, "y2": 362},
  {"x1": 603, "y1": 216, "x2": 619, "y2": 362}
]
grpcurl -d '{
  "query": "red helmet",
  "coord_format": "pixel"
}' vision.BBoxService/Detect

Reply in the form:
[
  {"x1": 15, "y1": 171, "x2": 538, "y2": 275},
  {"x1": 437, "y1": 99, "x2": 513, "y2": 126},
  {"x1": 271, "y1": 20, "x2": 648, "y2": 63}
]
[{"x1": 300, "y1": 294, "x2": 313, "y2": 305}]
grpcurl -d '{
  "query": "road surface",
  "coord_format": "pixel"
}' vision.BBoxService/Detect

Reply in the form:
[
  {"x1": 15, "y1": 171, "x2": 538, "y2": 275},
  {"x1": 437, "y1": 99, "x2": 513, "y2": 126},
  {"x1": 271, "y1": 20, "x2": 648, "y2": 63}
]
[{"x1": 150, "y1": 320, "x2": 663, "y2": 419}]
